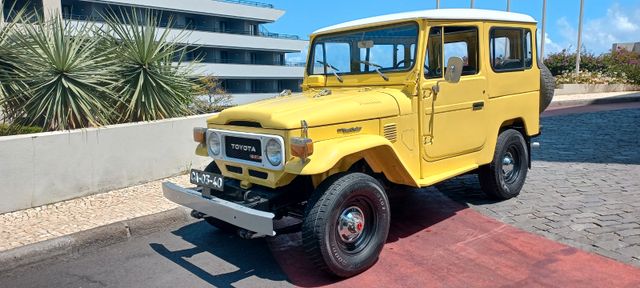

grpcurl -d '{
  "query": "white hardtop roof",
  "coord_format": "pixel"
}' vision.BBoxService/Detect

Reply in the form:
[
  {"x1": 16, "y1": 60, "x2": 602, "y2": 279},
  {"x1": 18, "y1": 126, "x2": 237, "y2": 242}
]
[{"x1": 313, "y1": 9, "x2": 537, "y2": 34}]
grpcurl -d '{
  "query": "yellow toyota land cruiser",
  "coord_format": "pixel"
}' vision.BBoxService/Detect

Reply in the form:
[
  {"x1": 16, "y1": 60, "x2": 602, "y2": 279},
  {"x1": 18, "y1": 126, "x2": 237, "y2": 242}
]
[{"x1": 163, "y1": 9, "x2": 555, "y2": 277}]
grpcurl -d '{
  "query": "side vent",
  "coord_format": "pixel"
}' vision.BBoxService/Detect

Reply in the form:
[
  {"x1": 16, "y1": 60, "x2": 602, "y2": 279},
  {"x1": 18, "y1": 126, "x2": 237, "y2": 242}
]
[{"x1": 383, "y1": 124, "x2": 397, "y2": 143}]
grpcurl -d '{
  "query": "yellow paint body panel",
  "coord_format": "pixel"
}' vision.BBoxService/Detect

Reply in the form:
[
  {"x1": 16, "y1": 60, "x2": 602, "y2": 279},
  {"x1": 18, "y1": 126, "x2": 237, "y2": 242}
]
[{"x1": 193, "y1": 18, "x2": 540, "y2": 189}]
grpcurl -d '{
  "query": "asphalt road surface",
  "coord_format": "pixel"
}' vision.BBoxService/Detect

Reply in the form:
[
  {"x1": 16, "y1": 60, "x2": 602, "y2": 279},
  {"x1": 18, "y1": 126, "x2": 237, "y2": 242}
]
[{"x1": 0, "y1": 221, "x2": 292, "y2": 288}]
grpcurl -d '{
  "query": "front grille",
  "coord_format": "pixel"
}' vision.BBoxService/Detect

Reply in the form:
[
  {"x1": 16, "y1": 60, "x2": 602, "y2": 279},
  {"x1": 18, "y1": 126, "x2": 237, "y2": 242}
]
[
  {"x1": 226, "y1": 165, "x2": 243, "y2": 174},
  {"x1": 384, "y1": 124, "x2": 398, "y2": 142},
  {"x1": 249, "y1": 169, "x2": 268, "y2": 179},
  {"x1": 224, "y1": 136, "x2": 263, "y2": 163}
]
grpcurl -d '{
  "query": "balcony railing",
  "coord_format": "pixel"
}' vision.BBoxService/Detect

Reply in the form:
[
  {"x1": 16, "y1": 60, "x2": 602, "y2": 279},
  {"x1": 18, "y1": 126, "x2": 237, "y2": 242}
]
[
  {"x1": 63, "y1": 14, "x2": 301, "y2": 40},
  {"x1": 185, "y1": 57, "x2": 306, "y2": 67},
  {"x1": 215, "y1": 0, "x2": 274, "y2": 9}
]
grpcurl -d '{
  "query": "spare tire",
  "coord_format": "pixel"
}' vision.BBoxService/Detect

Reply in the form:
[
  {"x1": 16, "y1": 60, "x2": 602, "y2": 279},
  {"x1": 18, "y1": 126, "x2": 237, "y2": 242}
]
[{"x1": 539, "y1": 63, "x2": 555, "y2": 113}]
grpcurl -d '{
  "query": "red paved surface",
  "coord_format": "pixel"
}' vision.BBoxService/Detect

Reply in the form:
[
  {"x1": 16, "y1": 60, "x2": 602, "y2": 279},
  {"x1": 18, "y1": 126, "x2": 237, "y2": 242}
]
[{"x1": 268, "y1": 102, "x2": 640, "y2": 287}]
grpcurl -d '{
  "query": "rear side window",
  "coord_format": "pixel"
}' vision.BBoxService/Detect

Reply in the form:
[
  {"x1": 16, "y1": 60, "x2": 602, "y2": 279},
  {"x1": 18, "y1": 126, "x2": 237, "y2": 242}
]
[{"x1": 490, "y1": 28, "x2": 533, "y2": 72}]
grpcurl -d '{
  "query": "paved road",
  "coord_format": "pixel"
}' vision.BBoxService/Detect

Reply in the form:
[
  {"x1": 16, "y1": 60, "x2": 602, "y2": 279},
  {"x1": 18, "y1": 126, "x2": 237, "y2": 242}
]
[
  {"x1": 440, "y1": 106, "x2": 640, "y2": 266},
  {"x1": 0, "y1": 221, "x2": 291, "y2": 288},
  {"x1": 1, "y1": 104, "x2": 639, "y2": 287}
]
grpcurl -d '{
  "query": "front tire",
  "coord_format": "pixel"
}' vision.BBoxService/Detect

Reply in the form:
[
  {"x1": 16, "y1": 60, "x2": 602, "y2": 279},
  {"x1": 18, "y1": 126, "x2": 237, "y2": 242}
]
[
  {"x1": 204, "y1": 217, "x2": 238, "y2": 233},
  {"x1": 479, "y1": 129, "x2": 529, "y2": 200},
  {"x1": 302, "y1": 172, "x2": 390, "y2": 278}
]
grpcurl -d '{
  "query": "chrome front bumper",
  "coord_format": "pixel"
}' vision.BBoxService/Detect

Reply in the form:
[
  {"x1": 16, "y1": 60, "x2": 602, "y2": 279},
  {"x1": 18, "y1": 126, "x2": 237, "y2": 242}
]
[{"x1": 162, "y1": 182, "x2": 275, "y2": 236}]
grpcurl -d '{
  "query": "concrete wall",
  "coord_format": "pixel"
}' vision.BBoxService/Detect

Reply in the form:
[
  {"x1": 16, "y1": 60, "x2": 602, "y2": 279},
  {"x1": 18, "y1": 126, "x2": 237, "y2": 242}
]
[
  {"x1": 0, "y1": 114, "x2": 214, "y2": 214},
  {"x1": 555, "y1": 84, "x2": 640, "y2": 95},
  {"x1": 42, "y1": 0, "x2": 62, "y2": 19}
]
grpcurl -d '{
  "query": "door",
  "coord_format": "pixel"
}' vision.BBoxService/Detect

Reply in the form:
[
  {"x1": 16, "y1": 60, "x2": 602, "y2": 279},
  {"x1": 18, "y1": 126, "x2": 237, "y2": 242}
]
[{"x1": 421, "y1": 25, "x2": 488, "y2": 161}]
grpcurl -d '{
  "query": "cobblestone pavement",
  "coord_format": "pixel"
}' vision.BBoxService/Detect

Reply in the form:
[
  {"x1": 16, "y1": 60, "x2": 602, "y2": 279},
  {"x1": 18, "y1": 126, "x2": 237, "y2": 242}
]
[
  {"x1": 438, "y1": 108, "x2": 640, "y2": 266},
  {"x1": 0, "y1": 175, "x2": 190, "y2": 252}
]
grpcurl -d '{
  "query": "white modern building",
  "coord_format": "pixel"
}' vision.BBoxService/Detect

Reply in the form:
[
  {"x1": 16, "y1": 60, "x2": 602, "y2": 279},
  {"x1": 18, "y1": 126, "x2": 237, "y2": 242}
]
[{"x1": 2, "y1": 0, "x2": 308, "y2": 105}]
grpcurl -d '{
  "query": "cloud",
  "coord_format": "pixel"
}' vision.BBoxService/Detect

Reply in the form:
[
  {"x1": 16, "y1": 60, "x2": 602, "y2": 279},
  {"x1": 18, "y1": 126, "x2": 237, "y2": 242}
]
[{"x1": 550, "y1": 3, "x2": 640, "y2": 54}]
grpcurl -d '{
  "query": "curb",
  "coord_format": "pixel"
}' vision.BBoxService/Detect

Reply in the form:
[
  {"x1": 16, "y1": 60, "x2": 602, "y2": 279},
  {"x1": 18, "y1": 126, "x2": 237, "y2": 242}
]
[
  {"x1": 0, "y1": 207, "x2": 194, "y2": 273},
  {"x1": 549, "y1": 94, "x2": 640, "y2": 108}
]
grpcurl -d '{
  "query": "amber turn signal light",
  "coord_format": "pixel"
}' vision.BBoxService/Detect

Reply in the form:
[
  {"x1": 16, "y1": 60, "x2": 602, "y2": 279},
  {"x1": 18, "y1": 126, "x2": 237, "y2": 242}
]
[
  {"x1": 291, "y1": 137, "x2": 313, "y2": 160},
  {"x1": 193, "y1": 127, "x2": 207, "y2": 143}
]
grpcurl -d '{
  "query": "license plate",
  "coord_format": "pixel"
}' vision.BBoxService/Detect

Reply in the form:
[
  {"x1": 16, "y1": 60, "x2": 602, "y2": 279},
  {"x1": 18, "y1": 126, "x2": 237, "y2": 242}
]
[{"x1": 190, "y1": 169, "x2": 224, "y2": 191}]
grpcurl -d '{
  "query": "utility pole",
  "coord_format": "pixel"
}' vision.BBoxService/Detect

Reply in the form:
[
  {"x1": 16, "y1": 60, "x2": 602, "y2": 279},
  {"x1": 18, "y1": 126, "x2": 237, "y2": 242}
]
[
  {"x1": 576, "y1": 0, "x2": 584, "y2": 73},
  {"x1": 540, "y1": 0, "x2": 547, "y2": 60},
  {"x1": 436, "y1": 0, "x2": 440, "y2": 9},
  {"x1": 506, "y1": 0, "x2": 511, "y2": 11},
  {"x1": 470, "y1": 0, "x2": 474, "y2": 8}
]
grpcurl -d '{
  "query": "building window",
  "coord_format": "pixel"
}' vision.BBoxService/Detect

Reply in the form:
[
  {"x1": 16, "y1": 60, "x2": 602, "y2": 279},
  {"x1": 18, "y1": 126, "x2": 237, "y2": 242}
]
[{"x1": 490, "y1": 28, "x2": 533, "y2": 71}]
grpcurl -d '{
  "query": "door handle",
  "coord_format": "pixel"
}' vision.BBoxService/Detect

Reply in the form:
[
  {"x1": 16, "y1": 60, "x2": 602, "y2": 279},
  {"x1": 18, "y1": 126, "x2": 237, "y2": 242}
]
[{"x1": 472, "y1": 101, "x2": 484, "y2": 111}]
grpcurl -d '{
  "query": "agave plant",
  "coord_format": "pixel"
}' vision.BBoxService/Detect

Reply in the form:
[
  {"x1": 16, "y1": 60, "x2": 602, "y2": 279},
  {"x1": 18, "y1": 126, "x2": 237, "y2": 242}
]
[
  {"x1": 0, "y1": 8, "x2": 30, "y2": 123},
  {"x1": 5, "y1": 16, "x2": 119, "y2": 131},
  {"x1": 103, "y1": 10, "x2": 196, "y2": 122}
]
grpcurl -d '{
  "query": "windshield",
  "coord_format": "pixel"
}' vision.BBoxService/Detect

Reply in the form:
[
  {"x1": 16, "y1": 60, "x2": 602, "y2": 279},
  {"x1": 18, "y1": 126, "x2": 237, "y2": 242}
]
[{"x1": 308, "y1": 23, "x2": 419, "y2": 78}]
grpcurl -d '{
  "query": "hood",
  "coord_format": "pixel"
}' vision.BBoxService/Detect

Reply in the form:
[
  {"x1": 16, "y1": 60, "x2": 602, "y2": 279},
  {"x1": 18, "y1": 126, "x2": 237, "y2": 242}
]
[{"x1": 208, "y1": 88, "x2": 402, "y2": 129}]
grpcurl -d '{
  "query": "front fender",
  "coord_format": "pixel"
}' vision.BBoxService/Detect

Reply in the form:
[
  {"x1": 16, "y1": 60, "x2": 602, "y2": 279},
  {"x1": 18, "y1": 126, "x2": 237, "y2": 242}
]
[{"x1": 284, "y1": 135, "x2": 417, "y2": 186}]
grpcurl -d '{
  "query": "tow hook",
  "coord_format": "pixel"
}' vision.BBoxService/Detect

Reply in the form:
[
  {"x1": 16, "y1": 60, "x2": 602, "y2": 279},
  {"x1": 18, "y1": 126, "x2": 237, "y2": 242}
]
[
  {"x1": 237, "y1": 228, "x2": 264, "y2": 239},
  {"x1": 190, "y1": 210, "x2": 205, "y2": 219}
]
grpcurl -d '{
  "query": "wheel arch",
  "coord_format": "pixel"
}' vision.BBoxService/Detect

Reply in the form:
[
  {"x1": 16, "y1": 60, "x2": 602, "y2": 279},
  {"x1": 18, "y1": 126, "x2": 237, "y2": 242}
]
[
  {"x1": 497, "y1": 118, "x2": 532, "y2": 168},
  {"x1": 284, "y1": 135, "x2": 418, "y2": 188}
]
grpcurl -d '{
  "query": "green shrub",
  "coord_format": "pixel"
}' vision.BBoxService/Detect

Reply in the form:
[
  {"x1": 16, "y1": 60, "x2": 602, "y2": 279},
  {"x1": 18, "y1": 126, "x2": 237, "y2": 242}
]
[
  {"x1": 0, "y1": 123, "x2": 43, "y2": 136},
  {"x1": 556, "y1": 71, "x2": 631, "y2": 85},
  {"x1": 545, "y1": 49, "x2": 606, "y2": 76},
  {"x1": 601, "y1": 48, "x2": 640, "y2": 85}
]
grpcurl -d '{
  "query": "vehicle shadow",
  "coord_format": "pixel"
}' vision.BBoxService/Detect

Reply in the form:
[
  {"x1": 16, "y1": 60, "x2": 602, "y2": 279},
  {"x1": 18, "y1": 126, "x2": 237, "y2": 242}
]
[
  {"x1": 149, "y1": 221, "x2": 288, "y2": 288},
  {"x1": 148, "y1": 184, "x2": 475, "y2": 288},
  {"x1": 266, "y1": 185, "x2": 473, "y2": 287}
]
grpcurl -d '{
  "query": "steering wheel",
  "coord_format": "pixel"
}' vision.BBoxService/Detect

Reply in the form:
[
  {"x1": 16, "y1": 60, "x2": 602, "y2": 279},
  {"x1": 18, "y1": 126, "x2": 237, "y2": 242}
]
[{"x1": 394, "y1": 59, "x2": 414, "y2": 69}]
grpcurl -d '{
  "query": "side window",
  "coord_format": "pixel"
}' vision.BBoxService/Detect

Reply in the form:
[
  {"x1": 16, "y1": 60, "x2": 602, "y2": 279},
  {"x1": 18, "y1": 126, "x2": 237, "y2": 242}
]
[
  {"x1": 524, "y1": 30, "x2": 533, "y2": 68},
  {"x1": 425, "y1": 26, "x2": 479, "y2": 79},
  {"x1": 490, "y1": 28, "x2": 533, "y2": 71}
]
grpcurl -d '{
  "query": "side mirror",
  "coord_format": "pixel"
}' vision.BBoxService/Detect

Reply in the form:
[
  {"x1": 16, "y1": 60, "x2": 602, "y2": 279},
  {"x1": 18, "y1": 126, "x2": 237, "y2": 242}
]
[{"x1": 444, "y1": 56, "x2": 464, "y2": 84}]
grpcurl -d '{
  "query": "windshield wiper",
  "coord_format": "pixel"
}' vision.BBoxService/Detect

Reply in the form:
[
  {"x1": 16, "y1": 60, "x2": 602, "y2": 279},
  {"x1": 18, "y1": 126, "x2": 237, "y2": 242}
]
[
  {"x1": 316, "y1": 60, "x2": 343, "y2": 83},
  {"x1": 357, "y1": 60, "x2": 389, "y2": 81}
]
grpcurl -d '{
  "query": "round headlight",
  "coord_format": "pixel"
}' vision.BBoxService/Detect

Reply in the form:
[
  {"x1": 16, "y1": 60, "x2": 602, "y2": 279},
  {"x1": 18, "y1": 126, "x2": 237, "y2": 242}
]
[
  {"x1": 208, "y1": 132, "x2": 221, "y2": 156},
  {"x1": 265, "y1": 138, "x2": 282, "y2": 166}
]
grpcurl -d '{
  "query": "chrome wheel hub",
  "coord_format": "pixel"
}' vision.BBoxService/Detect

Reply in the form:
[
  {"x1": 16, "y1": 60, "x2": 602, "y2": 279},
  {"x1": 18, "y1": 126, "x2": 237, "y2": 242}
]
[
  {"x1": 502, "y1": 152, "x2": 516, "y2": 178},
  {"x1": 338, "y1": 206, "x2": 365, "y2": 243}
]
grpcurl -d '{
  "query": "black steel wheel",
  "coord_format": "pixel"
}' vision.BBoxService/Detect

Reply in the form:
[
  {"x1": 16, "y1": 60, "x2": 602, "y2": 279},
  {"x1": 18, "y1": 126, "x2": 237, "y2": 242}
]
[
  {"x1": 479, "y1": 129, "x2": 529, "y2": 200},
  {"x1": 302, "y1": 172, "x2": 390, "y2": 278}
]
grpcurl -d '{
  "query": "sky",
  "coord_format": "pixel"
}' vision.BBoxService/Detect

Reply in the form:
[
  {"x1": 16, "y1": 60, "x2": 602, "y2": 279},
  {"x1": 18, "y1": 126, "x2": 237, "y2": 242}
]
[{"x1": 264, "y1": 0, "x2": 640, "y2": 58}]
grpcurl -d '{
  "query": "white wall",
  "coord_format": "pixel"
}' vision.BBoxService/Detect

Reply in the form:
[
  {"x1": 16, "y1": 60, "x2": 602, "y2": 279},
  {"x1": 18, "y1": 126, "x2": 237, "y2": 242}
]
[{"x1": 0, "y1": 115, "x2": 215, "y2": 214}]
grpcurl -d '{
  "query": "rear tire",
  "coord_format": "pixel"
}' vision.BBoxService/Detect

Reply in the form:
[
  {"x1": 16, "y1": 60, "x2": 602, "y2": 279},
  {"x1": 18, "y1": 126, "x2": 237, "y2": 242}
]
[
  {"x1": 479, "y1": 129, "x2": 529, "y2": 200},
  {"x1": 302, "y1": 172, "x2": 390, "y2": 278}
]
